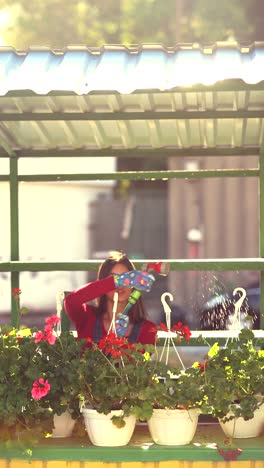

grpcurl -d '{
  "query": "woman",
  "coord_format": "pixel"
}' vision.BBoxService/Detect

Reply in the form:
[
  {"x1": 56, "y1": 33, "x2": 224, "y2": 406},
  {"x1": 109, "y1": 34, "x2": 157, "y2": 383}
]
[{"x1": 64, "y1": 251, "x2": 157, "y2": 344}]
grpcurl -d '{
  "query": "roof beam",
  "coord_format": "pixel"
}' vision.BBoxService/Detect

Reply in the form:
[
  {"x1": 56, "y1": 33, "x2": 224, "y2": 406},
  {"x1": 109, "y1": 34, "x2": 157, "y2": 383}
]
[
  {"x1": 3, "y1": 80, "x2": 264, "y2": 97},
  {"x1": 18, "y1": 168, "x2": 259, "y2": 182},
  {"x1": 1, "y1": 258, "x2": 264, "y2": 272},
  {"x1": 0, "y1": 146, "x2": 259, "y2": 158},
  {"x1": 1, "y1": 110, "x2": 264, "y2": 121}
]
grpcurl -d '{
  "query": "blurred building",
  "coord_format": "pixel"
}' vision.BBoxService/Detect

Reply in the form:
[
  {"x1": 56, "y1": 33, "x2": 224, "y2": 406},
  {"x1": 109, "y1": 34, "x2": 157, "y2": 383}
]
[{"x1": 0, "y1": 157, "x2": 115, "y2": 326}]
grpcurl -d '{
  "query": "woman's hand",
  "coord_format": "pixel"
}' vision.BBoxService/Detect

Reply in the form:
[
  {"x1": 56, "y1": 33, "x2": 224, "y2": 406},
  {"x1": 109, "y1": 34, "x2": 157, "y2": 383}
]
[{"x1": 113, "y1": 270, "x2": 155, "y2": 292}]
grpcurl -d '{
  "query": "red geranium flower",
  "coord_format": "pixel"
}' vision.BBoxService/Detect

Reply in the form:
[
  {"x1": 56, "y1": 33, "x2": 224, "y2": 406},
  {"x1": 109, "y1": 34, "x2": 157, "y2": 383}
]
[
  {"x1": 172, "y1": 322, "x2": 192, "y2": 341},
  {"x1": 31, "y1": 378, "x2": 50, "y2": 399},
  {"x1": 158, "y1": 322, "x2": 191, "y2": 341},
  {"x1": 198, "y1": 362, "x2": 208, "y2": 372},
  {"x1": 17, "y1": 334, "x2": 23, "y2": 343},
  {"x1": 12, "y1": 287, "x2": 21, "y2": 296},
  {"x1": 159, "y1": 322, "x2": 169, "y2": 332},
  {"x1": 98, "y1": 332, "x2": 136, "y2": 358},
  {"x1": 99, "y1": 332, "x2": 126, "y2": 349}
]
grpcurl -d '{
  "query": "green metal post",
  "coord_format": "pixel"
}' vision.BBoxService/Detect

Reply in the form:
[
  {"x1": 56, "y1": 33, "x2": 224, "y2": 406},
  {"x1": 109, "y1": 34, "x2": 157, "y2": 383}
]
[
  {"x1": 259, "y1": 143, "x2": 264, "y2": 329},
  {"x1": 9, "y1": 157, "x2": 20, "y2": 327}
]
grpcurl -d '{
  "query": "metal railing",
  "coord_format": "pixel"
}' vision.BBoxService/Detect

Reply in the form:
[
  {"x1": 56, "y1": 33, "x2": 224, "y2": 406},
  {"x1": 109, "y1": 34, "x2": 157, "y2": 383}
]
[{"x1": 1, "y1": 150, "x2": 263, "y2": 330}]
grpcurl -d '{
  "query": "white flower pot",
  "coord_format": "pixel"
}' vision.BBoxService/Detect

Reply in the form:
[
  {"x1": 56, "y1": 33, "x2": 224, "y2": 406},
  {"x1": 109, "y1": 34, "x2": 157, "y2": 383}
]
[
  {"x1": 81, "y1": 408, "x2": 136, "y2": 446},
  {"x1": 148, "y1": 408, "x2": 200, "y2": 445},
  {"x1": 219, "y1": 404, "x2": 264, "y2": 438},
  {"x1": 52, "y1": 410, "x2": 76, "y2": 438}
]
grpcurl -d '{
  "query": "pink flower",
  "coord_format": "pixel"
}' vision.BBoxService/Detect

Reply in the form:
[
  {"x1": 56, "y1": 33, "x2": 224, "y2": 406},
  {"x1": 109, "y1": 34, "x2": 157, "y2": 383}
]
[
  {"x1": 34, "y1": 331, "x2": 45, "y2": 343},
  {"x1": 45, "y1": 315, "x2": 61, "y2": 327},
  {"x1": 34, "y1": 330, "x2": 57, "y2": 345},
  {"x1": 31, "y1": 378, "x2": 50, "y2": 399},
  {"x1": 46, "y1": 331, "x2": 56, "y2": 345}
]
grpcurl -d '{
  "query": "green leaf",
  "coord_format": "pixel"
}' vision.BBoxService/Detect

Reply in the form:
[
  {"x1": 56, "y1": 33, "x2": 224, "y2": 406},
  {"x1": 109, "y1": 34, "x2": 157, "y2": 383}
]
[
  {"x1": 111, "y1": 415, "x2": 126, "y2": 428},
  {"x1": 20, "y1": 307, "x2": 29, "y2": 315}
]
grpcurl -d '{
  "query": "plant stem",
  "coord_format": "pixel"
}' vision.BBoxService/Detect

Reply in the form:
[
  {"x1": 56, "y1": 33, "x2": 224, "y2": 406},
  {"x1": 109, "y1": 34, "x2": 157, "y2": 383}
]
[
  {"x1": 98, "y1": 348, "x2": 122, "y2": 377},
  {"x1": 15, "y1": 297, "x2": 20, "y2": 330}
]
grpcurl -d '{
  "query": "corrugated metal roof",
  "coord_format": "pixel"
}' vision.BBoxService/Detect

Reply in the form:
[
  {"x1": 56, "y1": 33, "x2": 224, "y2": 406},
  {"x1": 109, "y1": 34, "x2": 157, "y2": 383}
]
[
  {"x1": 0, "y1": 43, "x2": 264, "y2": 156},
  {"x1": 1, "y1": 43, "x2": 264, "y2": 95}
]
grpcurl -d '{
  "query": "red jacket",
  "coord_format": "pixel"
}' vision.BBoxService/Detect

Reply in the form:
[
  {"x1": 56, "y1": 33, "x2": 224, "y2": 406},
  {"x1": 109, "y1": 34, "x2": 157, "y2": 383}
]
[{"x1": 64, "y1": 275, "x2": 157, "y2": 345}]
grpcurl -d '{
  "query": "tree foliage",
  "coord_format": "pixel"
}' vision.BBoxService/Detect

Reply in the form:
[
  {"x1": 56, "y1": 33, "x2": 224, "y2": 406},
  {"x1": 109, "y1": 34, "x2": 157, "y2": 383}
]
[
  {"x1": 190, "y1": 0, "x2": 254, "y2": 42},
  {"x1": 0, "y1": 0, "x2": 262, "y2": 49}
]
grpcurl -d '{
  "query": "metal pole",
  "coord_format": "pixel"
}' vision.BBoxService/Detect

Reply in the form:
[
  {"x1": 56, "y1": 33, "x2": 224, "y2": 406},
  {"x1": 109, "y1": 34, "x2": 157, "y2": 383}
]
[
  {"x1": 9, "y1": 157, "x2": 20, "y2": 327},
  {"x1": 259, "y1": 143, "x2": 264, "y2": 329}
]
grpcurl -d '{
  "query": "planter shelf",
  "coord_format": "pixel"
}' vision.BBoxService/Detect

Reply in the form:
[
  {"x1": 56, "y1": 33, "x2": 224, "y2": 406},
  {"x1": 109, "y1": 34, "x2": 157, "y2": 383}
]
[{"x1": 0, "y1": 422, "x2": 264, "y2": 467}]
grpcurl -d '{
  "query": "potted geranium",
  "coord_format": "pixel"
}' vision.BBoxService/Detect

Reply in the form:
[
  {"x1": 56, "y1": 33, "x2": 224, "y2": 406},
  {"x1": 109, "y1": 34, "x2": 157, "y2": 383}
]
[
  {"x1": 0, "y1": 289, "x2": 53, "y2": 446},
  {"x1": 29, "y1": 314, "x2": 86, "y2": 438},
  {"x1": 0, "y1": 330, "x2": 55, "y2": 446},
  {"x1": 75, "y1": 321, "x2": 204, "y2": 447},
  {"x1": 199, "y1": 328, "x2": 264, "y2": 438},
  {"x1": 143, "y1": 322, "x2": 204, "y2": 446},
  {"x1": 0, "y1": 289, "x2": 85, "y2": 444},
  {"x1": 75, "y1": 332, "x2": 157, "y2": 446},
  {"x1": 145, "y1": 364, "x2": 204, "y2": 445}
]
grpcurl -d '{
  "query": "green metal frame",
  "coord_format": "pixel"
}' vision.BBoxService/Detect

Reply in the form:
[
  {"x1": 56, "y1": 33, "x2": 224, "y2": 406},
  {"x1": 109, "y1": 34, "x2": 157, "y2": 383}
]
[
  {"x1": 259, "y1": 144, "x2": 264, "y2": 327},
  {"x1": 0, "y1": 168, "x2": 259, "y2": 182},
  {"x1": 0, "y1": 147, "x2": 259, "y2": 158},
  {"x1": 0, "y1": 71, "x2": 262, "y2": 330},
  {"x1": 2, "y1": 110, "x2": 264, "y2": 120},
  {"x1": 1, "y1": 423, "x2": 264, "y2": 462},
  {"x1": 2, "y1": 147, "x2": 263, "y2": 330}
]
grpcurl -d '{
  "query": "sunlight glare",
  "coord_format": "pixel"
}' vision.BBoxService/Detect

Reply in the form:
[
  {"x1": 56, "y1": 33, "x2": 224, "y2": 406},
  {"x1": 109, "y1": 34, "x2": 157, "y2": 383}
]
[{"x1": 0, "y1": 10, "x2": 11, "y2": 46}]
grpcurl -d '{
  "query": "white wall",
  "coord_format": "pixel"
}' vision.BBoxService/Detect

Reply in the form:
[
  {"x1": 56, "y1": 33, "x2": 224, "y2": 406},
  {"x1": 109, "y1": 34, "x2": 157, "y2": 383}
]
[{"x1": 0, "y1": 157, "x2": 115, "y2": 313}]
